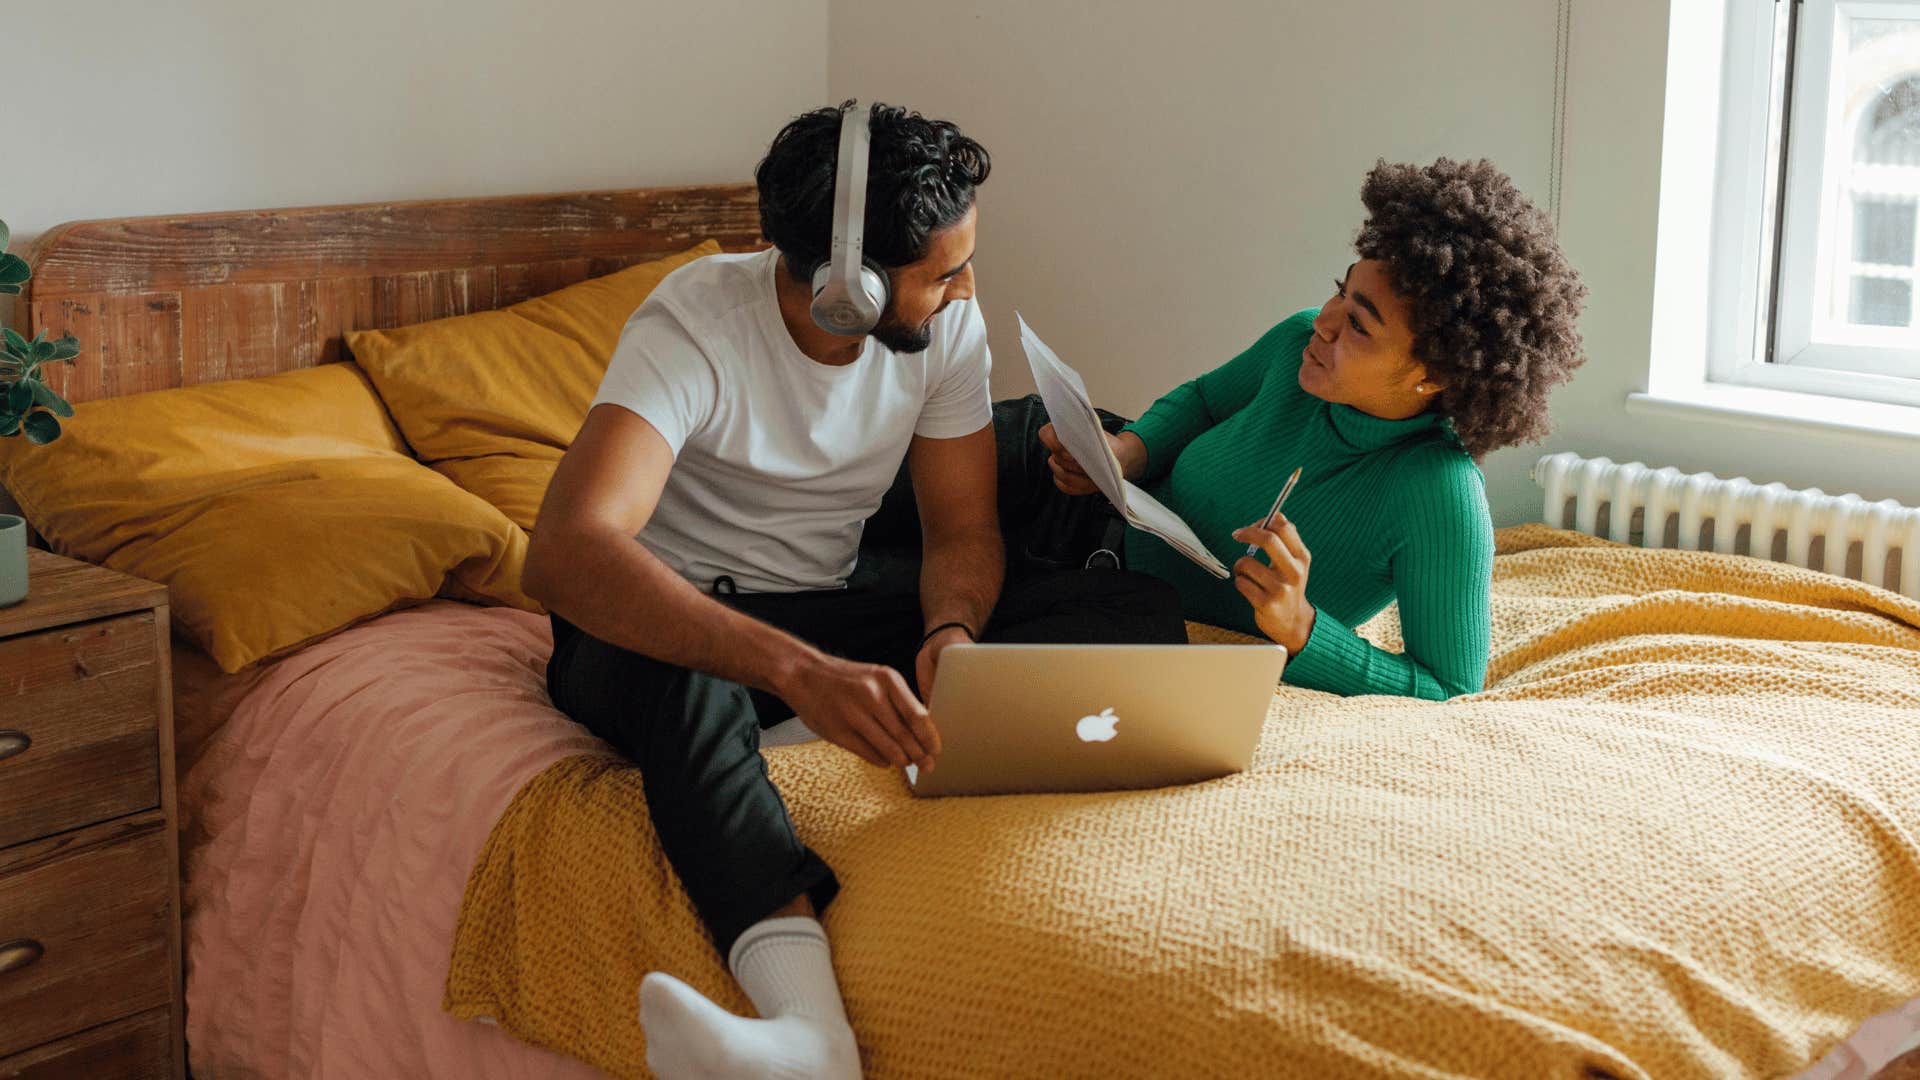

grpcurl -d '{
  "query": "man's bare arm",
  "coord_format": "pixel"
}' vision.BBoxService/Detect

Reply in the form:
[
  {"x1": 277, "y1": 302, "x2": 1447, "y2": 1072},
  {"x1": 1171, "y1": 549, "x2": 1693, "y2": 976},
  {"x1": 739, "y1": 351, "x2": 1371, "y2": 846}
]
[
  {"x1": 905, "y1": 423, "x2": 1003, "y2": 699},
  {"x1": 523, "y1": 404, "x2": 939, "y2": 768},
  {"x1": 524, "y1": 405, "x2": 811, "y2": 689}
]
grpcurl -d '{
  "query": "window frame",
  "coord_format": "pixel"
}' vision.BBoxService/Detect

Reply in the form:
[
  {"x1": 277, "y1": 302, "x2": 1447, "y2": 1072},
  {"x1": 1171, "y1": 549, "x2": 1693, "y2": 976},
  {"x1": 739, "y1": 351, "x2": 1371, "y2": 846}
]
[{"x1": 1707, "y1": 0, "x2": 1920, "y2": 407}]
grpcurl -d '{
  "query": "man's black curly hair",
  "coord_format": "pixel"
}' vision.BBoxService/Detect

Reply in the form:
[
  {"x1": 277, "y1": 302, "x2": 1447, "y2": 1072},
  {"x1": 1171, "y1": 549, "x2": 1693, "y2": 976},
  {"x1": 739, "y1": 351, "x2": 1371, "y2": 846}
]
[
  {"x1": 1354, "y1": 158, "x2": 1587, "y2": 458},
  {"x1": 755, "y1": 101, "x2": 990, "y2": 279}
]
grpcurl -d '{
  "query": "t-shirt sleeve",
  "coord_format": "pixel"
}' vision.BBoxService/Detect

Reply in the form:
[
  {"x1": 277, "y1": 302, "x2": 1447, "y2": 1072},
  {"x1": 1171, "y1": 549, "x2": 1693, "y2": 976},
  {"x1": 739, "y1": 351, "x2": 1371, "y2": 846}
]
[
  {"x1": 914, "y1": 297, "x2": 994, "y2": 439},
  {"x1": 590, "y1": 302, "x2": 720, "y2": 456}
]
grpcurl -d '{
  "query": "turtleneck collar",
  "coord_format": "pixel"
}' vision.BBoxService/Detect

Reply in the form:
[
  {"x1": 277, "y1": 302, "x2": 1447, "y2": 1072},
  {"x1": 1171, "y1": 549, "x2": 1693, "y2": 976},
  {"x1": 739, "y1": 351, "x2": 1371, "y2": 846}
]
[{"x1": 1322, "y1": 399, "x2": 1449, "y2": 453}]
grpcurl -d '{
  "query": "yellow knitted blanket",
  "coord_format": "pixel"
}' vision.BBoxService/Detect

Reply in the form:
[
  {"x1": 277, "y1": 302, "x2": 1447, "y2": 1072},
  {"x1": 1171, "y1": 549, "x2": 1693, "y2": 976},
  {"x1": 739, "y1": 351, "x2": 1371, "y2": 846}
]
[{"x1": 445, "y1": 526, "x2": 1920, "y2": 1078}]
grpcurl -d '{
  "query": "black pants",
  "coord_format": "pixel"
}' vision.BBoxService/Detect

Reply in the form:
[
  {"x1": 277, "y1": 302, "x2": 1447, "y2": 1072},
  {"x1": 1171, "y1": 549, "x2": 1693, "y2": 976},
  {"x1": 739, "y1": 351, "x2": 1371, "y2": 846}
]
[
  {"x1": 543, "y1": 397, "x2": 1180, "y2": 955},
  {"x1": 546, "y1": 569, "x2": 1182, "y2": 955}
]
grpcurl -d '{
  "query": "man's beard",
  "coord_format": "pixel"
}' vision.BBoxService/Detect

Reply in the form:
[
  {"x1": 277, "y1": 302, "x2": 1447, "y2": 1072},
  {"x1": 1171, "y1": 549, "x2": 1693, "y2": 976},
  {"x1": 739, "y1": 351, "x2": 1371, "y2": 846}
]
[{"x1": 869, "y1": 305, "x2": 935, "y2": 354}]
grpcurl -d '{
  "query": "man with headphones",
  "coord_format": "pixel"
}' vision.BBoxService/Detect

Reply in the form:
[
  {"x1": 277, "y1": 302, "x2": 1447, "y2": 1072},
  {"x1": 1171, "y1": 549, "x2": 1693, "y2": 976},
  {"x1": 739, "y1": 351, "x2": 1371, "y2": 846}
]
[{"x1": 523, "y1": 102, "x2": 1184, "y2": 1079}]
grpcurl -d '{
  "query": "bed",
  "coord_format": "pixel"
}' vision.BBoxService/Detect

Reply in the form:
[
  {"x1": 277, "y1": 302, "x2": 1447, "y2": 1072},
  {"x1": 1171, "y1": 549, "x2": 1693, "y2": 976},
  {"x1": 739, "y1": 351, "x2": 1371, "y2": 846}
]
[{"x1": 7, "y1": 189, "x2": 1919, "y2": 1079}]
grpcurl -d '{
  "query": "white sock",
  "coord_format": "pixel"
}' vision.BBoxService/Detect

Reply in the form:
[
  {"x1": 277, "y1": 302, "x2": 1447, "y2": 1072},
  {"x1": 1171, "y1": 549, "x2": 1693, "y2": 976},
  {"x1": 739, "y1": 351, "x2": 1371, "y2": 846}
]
[{"x1": 639, "y1": 916, "x2": 861, "y2": 1080}]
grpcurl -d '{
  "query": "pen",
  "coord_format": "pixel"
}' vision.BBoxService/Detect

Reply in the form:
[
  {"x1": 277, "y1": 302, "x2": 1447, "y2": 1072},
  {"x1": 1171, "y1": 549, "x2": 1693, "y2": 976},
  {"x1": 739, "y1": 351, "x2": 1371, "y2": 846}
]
[{"x1": 1244, "y1": 466, "x2": 1302, "y2": 558}]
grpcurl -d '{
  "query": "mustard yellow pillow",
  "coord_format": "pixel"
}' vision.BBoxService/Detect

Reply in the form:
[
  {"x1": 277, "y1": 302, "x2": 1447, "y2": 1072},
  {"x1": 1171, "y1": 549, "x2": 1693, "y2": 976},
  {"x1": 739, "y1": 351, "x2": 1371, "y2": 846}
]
[
  {"x1": 0, "y1": 363, "x2": 533, "y2": 673},
  {"x1": 347, "y1": 240, "x2": 722, "y2": 529}
]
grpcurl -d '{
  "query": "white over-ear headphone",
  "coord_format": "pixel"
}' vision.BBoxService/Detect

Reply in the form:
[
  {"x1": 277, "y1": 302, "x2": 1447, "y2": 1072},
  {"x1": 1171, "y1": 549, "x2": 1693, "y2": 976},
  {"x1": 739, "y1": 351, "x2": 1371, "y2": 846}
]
[{"x1": 810, "y1": 103, "x2": 891, "y2": 336}]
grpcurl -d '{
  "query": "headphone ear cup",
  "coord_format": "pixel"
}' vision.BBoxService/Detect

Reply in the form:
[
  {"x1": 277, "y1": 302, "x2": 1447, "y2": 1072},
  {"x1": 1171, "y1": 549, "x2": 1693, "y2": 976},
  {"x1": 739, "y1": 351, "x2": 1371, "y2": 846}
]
[
  {"x1": 858, "y1": 259, "x2": 890, "y2": 320},
  {"x1": 810, "y1": 256, "x2": 886, "y2": 336}
]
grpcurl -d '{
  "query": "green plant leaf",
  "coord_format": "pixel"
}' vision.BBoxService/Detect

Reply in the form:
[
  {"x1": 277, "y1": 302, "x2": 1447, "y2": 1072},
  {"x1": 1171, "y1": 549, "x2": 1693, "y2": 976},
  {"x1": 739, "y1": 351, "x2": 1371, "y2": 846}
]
[
  {"x1": 50, "y1": 335, "x2": 81, "y2": 361},
  {"x1": 6, "y1": 380, "x2": 31, "y2": 414},
  {"x1": 21, "y1": 410, "x2": 59, "y2": 445},
  {"x1": 2, "y1": 328, "x2": 25, "y2": 356},
  {"x1": 29, "y1": 339, "x2": 55, "y2": 364},
  {"x1": 0, "y1": 218, "x2": 10, "y2": 253},
  {"x1": 0, "y1": 284, "x2": 19, "y2": 296},
  {"x1": 30, "y1": 381, "x2": 73, "y2": 418},
  {"x1": 0, "y1": 413, "x2": 20, "y2": 438},
  {"x1": 0, "y1": 253, "x2": 28, "y2": 286}
]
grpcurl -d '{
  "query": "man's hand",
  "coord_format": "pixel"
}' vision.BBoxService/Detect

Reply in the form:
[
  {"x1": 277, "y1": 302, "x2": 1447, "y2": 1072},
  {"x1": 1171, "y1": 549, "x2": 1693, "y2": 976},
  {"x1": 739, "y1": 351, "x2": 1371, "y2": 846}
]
[
  {"x1": 1036, "y1": 423, "x2": 1148, "y2": 494},
  {"x1": 776, "y1": 650, "x2": 942, "y2": 772},
  {"x1": 914, "y1": 625, "x2": 974, "y2": 703},
  {"x1": 1231, "y1": 512, "x2": 1317, "y2": 655}
]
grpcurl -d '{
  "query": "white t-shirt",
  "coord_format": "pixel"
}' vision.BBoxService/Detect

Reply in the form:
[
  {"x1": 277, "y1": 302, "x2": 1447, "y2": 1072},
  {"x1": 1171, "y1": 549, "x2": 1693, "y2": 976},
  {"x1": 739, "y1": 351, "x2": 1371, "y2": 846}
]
[{"x1": 591, "y1": 248, "x2": 993, "y2": 593}]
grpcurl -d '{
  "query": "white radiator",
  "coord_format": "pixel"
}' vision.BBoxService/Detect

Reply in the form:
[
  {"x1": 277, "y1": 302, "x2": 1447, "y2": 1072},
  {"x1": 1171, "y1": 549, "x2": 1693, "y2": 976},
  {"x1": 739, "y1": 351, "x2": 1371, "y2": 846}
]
[{"x1": 1531, "y1": 452, "x2": 1920, "y2": 599}]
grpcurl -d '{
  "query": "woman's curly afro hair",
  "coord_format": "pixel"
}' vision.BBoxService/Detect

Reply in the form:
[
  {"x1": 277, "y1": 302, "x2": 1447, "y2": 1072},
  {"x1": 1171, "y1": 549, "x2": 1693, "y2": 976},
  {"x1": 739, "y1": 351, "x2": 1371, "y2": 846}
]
[{"x1": 1354, "y1": 158, "x2": 1587, "y2": 459}]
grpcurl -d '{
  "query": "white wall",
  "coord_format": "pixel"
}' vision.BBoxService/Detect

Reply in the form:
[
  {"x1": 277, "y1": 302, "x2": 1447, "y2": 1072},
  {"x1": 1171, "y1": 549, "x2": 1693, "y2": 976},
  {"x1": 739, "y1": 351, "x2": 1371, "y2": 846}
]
[
  {"x1": 829, "y1": 0, "x2": 1564, "y2": 522},
  {"x1": 11, "y1": 1, "x2": 1910, "y2": 524},
  {"x1": 830, "y1": 0, "x2": 1920, "y2": 525},
  {"x1": 2, "y1": 0, "x2": 826, "y2": 320}
]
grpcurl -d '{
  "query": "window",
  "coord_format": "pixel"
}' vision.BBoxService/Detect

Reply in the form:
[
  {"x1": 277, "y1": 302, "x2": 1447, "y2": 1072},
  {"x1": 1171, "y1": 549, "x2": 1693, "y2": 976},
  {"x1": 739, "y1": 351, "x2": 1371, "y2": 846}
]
[{"x1": 1710, "y1": 0, "x2": 1920, "y2": 405}]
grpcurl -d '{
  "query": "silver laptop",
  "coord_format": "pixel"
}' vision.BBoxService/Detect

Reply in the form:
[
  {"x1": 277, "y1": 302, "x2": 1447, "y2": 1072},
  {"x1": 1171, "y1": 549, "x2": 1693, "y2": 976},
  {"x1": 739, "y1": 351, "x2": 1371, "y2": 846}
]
[{"x1": 906, "y1": 644, "x2": 1286, "y2": 798}]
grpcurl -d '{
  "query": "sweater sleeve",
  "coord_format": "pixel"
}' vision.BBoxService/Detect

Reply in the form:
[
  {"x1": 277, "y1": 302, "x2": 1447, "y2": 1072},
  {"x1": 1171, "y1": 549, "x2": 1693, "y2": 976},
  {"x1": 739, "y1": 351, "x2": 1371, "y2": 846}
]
[
  {"x1": 1122, "y1": 310, "x2": 1316, "y2": 482},
  {"x1": 1280, "y1": 451, "x2": 1494, "y2": 699}
]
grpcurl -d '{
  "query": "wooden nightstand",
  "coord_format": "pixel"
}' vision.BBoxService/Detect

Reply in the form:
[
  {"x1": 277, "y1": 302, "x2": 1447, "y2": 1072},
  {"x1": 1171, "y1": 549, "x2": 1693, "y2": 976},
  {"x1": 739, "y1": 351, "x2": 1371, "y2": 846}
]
[{"x1": 0, "y1": 549, "x2": 182, "y2": 1078}]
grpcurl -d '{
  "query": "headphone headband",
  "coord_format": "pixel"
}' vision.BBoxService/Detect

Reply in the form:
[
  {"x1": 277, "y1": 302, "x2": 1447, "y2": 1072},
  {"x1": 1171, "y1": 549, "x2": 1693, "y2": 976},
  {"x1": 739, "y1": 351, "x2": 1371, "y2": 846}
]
[{"x1": 811, "y1": 103, "x2": 889, "y2": 336}]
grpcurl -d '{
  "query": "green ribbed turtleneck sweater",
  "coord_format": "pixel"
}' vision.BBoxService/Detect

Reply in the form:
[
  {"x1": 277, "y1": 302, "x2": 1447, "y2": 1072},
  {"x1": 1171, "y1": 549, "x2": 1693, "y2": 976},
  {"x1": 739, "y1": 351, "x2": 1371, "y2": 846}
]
[{"x1": 1121, "y1": 309, "x2": 1493, "y2": 700}]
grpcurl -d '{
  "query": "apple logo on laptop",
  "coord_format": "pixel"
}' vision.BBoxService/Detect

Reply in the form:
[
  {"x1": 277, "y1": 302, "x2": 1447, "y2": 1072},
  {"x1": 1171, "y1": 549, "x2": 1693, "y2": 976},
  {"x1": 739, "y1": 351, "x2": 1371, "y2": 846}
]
[{"x1": 1076, "y1": 707, "x2": 1119, "y2": 743}]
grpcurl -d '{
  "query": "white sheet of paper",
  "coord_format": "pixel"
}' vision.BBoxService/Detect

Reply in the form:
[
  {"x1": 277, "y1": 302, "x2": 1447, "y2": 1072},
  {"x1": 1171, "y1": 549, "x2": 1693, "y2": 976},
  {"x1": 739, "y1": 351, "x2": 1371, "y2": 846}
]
[
  {"x1": 1019, "y1": 316, "x2": 1127, "y2": 501},
  {"x1": 1018, "y1": 314, "x2": 1231, "y2": 580},
  {"x1": 1123, "y1": 483, "x2": 1229, "y2": 574}
]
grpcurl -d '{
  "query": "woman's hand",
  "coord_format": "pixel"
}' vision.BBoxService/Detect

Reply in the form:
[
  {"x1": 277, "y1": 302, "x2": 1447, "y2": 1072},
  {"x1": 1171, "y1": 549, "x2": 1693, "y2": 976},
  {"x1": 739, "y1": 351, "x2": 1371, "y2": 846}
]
[
  {"x1": 1231, "y1": 513, "x2": 1316, "y2": 655},
  {"x1": 1037, "y1": 424, "x2": 1148, "y2": 494}
]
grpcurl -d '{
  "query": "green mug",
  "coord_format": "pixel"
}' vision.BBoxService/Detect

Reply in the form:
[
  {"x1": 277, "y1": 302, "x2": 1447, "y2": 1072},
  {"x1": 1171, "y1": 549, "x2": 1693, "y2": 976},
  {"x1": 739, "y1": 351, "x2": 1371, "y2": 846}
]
[{"x1": 0, "y1": 515, "x2": 26, "y2": 607}]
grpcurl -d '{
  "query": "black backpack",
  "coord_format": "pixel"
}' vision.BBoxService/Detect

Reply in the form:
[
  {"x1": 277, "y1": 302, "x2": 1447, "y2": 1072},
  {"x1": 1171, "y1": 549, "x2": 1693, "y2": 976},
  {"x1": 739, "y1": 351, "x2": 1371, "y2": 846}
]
[{"x1": 854, "y1": 394, "x2": 1130, "y2": 592}]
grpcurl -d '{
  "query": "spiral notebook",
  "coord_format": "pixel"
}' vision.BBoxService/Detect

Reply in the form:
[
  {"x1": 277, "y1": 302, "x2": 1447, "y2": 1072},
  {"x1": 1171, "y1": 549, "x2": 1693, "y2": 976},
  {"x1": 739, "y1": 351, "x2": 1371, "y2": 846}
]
[{"x1": 1017, "y1": 314, "x2": 1230, "y2": 579}]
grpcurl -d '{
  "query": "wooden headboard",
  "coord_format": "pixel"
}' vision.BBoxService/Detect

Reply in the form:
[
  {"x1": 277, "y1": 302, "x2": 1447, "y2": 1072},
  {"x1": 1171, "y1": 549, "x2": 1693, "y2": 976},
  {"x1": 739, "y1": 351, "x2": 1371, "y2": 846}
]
[{"x1": 21, "y1": 184, "x2": 764, "y2": 404}]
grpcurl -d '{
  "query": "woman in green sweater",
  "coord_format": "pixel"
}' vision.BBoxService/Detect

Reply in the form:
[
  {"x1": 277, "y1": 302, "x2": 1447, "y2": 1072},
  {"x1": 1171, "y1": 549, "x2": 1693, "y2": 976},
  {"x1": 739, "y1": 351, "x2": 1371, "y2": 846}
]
[{"x1": 1042, "y1": 159, "x2": 1587, "y2": 699}]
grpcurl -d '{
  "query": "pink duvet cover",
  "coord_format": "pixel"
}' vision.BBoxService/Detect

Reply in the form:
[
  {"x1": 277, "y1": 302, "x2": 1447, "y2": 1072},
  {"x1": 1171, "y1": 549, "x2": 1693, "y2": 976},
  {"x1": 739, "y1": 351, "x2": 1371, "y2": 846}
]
[{"x1": 179, "y1": 601, "x2": 611, "y2": 1077}]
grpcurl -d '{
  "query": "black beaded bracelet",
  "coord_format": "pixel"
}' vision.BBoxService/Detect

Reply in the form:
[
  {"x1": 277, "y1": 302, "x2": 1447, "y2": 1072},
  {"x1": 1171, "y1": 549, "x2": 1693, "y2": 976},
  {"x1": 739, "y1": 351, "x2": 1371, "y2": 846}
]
[{"x1": 920, "y1": 621, "x2": 978, "y2": 649}]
